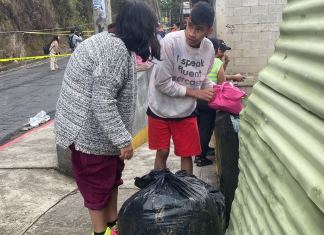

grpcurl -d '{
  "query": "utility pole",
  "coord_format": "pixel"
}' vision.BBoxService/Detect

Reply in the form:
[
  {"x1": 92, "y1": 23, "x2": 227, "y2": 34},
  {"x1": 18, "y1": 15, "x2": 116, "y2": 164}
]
[
  {"x1": 106, "y1": 0, "x2": 112, "y2": 26},
  {"x1": 92, "y1": 0, "x2": 112, "y2": 34}
]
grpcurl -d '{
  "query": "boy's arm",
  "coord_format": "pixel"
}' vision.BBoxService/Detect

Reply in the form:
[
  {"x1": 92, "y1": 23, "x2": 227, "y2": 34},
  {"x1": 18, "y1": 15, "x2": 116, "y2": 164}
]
[{"x1": 186, "y1": 87, "x2": 214, "y2": 101}]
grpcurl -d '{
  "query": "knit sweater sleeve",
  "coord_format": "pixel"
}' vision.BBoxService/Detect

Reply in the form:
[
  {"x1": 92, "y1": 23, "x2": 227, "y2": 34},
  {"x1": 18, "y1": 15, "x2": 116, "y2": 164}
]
[{"x1": 92, "y1": 56, "x2": 132, "y2": 149}]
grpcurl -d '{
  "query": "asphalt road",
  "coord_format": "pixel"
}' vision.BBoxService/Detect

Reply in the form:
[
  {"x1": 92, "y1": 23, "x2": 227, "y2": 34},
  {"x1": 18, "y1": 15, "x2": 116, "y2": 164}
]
[{"x1": 0, "y1": 57, "x2": 70, "y2": 144}]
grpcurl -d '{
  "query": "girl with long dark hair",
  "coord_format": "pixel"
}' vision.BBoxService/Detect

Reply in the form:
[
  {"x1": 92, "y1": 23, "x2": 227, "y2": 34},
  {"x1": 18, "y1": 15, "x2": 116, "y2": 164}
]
[
  {"x1": 49, "y1": 35, "x2": 60, "y2": 70},
  {"x1": 55, "y1": 1, "x2": 160, "y2": 234}
]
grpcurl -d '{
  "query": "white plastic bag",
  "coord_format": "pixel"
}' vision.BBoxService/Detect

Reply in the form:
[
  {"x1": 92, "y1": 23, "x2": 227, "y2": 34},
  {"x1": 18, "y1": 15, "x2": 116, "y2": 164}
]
[{"x1": 29, "y1": 110, "x2": 50, "y2": 127}]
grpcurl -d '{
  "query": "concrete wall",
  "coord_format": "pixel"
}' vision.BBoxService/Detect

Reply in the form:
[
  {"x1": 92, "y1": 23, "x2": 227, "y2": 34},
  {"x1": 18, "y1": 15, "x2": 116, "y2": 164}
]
[
  {"x1": 132, "y1": 70, "x2": 150, "y2": 135},
  {"x1": 130, "y1": 69, "x2": 152, "y2": 149},
  {"x1": 215, "y1": 0, "x2": 287, "y2": 78},
  {"x1": 57, "y1": 69, "x2": 152, "y2": 176}
]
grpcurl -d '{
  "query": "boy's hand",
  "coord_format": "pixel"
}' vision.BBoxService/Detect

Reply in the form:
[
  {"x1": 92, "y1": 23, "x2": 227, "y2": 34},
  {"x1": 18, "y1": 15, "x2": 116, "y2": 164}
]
[
  {"x1": 120, "y1": 144, "x2": 133, "y2": 160},
  {"x1": 186, "y1": 87, "x2": 214, "y2": 102}
]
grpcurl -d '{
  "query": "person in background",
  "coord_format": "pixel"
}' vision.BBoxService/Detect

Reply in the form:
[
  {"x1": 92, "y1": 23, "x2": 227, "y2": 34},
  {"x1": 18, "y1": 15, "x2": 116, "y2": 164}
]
[
  {"x1": 72, "y1": 30, "x2": 83, "y2": 50},
  {"x1": 68, "y1": 27, "x2": 83, "y2": 52},
  {"x1": 195, "y1": 37, "x2": 226, "y2": 166},
  {"x1": 171, "y1": 22, "x2": 180, "y2": 32},
  {"x1": 195, "y1": 38, "x2": 245, "y2": 166},
  {"x1": 54, "y1": 1, "x2": 160, "y2": 235},
  {"x1": 180, "y1": 16, "x2": 189, "y2": 30},
  {"x1": 216, "y1": 39, "x2": 245, "y2": 82},
  {"x1": 68, "y1": 27, "x2": 75, "y2": 49},
  {"x1": 156, "y1": 23, "x2": 166, "y2": 42},
  {"x1": 108, "y1": 23, "x2": 117, "y2": 33},
  {"x1": 147, "y1": 2, "x2": 215, "y2": 175},
  {"x1": 49, "y1": 35, "x2": 60, "y2": 71}
]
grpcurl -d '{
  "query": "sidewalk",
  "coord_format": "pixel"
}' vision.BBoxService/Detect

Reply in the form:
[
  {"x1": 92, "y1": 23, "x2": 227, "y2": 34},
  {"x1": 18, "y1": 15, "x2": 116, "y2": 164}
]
[{"x1": 0, "y1": 122, "x2": 219, "y2": 235}]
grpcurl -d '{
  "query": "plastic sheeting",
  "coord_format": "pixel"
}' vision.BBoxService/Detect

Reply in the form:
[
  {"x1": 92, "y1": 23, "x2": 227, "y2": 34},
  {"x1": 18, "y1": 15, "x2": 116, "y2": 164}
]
[
  {"x1": 119, "y1": 170, "x2": 225, "y2": 235},
  {"x1": 226, "y1": 0, "x2": 324, "y2": 234}
]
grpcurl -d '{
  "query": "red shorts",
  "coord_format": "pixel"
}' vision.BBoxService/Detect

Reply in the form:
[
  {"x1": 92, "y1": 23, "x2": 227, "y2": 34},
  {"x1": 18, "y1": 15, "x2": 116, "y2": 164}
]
[
  {"x1": 70, "y1": 145, "x2": 124, "y2": 210},
  {"x1": 148, "y1": 115, "x2": 201, "y2": 157}
]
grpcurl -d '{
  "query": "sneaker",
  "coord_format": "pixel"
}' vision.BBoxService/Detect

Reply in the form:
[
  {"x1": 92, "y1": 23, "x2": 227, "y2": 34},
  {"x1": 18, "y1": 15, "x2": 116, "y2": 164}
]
[
  {"x1": 196, "y1": 157, "x2": 213, "y2": 167},
  {"x1": 194, "y1": 156, "x2": 201, "y2": 164},
  {"x1": 91, "y1": 226, "x2": 115, "y2": 235},
  {"x1": 110, "y1": 225, "x2": 118, "y2": 235}
]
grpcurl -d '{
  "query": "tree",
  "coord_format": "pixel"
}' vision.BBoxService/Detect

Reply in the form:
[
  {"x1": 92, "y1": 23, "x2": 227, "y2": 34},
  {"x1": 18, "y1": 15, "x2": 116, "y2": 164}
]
[
  {"x1": 159, "y1": 0, "x2": 182, "y2": 26},
  {"x1": 69, "y1": 0, "x2": 93, "y2": 28}
]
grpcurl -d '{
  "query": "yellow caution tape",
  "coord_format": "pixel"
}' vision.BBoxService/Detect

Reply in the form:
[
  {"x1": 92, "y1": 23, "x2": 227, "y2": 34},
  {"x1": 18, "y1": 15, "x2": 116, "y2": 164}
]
[
  {"x1": 0, "y1": 31, "x2": 94, "y2": 36},
  {"x1": 0, "y1": 54, "x2": 71, "y2": 62},
  {"x1": 23, "y1": 32, "x2": 70, "y2": 36},
  {"x1": 24, "y1": 31, "x2": 94, "y2": 36},
  {"x1": 0, "y1": 31, "x2": 68, "y2": 35},
  {"x1": 0, "y1": 24, "x2": 93, "y2": 34}
]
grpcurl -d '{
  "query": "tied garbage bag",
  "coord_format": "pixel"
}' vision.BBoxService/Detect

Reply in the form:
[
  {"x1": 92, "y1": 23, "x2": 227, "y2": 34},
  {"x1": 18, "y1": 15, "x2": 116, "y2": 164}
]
[{"x1": 118, "y1": 169, "x2": 225, "y2": 235}]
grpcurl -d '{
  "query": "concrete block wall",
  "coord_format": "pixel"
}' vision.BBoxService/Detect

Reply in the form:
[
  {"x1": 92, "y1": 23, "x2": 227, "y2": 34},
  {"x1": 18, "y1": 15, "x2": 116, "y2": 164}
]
[{"x1": 215, "y1": 0, "x2": 287, "y2": 78}]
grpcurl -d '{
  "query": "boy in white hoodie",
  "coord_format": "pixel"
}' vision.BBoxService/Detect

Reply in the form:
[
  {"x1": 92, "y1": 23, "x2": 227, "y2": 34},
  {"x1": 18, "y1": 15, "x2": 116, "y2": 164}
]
[{"x1": 147, "y1": 1, "x2": 215, "y2": 174}]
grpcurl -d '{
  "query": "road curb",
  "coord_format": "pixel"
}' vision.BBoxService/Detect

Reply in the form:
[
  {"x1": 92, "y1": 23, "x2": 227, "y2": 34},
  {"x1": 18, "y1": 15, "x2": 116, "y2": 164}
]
[{"x1": 0, "y1": 120, "x2": 54, "y2": 151}]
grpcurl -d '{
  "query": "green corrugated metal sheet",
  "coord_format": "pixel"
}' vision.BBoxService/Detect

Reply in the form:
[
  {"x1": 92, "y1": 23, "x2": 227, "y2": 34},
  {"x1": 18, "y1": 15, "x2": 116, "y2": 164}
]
[{"x1": 225, "y1": 0, "x2": 324, "y2": 234}]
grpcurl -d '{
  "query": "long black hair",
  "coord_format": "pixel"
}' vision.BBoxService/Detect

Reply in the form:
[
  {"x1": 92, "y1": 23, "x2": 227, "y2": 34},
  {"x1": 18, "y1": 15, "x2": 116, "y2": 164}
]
[
  {"x1": 115, "y1": 1, "x2": 160, "y2": 62},
  {"x1": 51, "y1": 35, "x2": 59, "y2": 43}
]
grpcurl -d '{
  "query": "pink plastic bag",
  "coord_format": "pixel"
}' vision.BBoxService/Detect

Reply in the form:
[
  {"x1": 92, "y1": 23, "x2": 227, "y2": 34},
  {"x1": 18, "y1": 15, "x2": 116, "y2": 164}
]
[{"x1": 208, "y1": 82, "x2": 245, "y2": 115}]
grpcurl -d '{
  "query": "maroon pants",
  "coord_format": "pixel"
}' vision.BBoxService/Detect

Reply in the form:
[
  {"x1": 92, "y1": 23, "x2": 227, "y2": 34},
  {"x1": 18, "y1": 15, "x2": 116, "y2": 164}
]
[{"x1": 70, "y1": 145, "x2": 124, "y2": 210}]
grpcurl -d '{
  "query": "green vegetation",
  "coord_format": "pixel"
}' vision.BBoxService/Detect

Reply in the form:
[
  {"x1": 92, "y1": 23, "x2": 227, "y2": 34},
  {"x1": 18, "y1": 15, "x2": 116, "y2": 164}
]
[
  {"x1": 0, "y1": 0, "x2": 93, "y2": 69},
  {"x1": 69, "y1": 0, "x2": 93, "y2": 29},
  {"x1": 0, "y1": 0, "x2": 92, "y2": 32},
  {"x1": 158, "y1": 0, "x2": 182, "y2": 25}
]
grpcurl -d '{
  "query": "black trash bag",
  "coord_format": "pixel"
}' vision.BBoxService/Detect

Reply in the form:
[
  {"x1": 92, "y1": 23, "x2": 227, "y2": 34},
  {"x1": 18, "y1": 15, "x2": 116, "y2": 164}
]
[{"x1": 118, "y1": 169, "x2": 225, "y2": 235}]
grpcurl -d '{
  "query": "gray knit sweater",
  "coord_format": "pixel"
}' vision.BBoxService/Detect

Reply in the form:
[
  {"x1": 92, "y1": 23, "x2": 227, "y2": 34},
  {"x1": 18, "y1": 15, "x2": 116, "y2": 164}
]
[{"x1": 55, "y1": 32, "x2": 136, "y2": 155}]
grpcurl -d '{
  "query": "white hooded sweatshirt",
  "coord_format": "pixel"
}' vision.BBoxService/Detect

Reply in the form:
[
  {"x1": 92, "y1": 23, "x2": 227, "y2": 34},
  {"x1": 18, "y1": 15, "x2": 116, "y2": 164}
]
[{"x1": 148, "y1": 30, "x2": 214, "y2": 118}]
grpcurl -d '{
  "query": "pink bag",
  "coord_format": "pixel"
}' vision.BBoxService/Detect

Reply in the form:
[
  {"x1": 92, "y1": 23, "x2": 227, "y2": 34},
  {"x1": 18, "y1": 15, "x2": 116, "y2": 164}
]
[{"x1": 208, "y1": 82, "x2": 245, "y2": 115}]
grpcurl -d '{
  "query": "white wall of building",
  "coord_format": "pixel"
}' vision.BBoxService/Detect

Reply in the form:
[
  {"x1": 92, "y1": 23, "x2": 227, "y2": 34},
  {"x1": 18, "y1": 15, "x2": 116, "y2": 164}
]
[{"x1": 214, "y1": 0, "x2": 287, "y2": 78}]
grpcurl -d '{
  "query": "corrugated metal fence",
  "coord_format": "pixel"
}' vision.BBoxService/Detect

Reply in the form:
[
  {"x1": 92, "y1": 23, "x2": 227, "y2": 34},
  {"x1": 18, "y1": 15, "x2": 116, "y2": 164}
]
[{"x1": 226, "y1": 0, "x2": 324, "y2": 234}]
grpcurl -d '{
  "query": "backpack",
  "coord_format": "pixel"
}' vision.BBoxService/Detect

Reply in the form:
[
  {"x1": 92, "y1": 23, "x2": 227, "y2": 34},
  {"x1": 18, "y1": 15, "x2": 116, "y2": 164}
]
[
  {"x1": 43, "y1": 42, "x2": 51, "y2": 55},
  {"x1": 68, "y1": 34, "x2": 75, "y2": 49}
]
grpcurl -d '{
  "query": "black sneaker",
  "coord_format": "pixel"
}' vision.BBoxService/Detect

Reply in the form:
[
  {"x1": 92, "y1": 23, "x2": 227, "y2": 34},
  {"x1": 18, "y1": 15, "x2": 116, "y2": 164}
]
[
  {"x1": 194, "y1": 156, "x2": 201, "y2": 164},
  {"x1": 196, "y1": 157, "x2": 213, "y2": 167}
]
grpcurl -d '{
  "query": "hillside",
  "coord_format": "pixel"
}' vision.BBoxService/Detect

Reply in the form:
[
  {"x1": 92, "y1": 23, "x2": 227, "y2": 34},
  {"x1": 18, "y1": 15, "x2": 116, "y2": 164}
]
[
  {"x1": 0, "y1": 0, "x2": 160, "y2": 71},
  {"x1": 0, "y1": 0, "x2": 92, "y2": 69}
]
